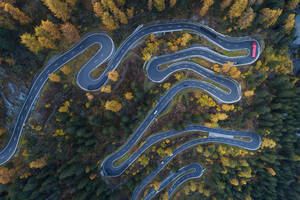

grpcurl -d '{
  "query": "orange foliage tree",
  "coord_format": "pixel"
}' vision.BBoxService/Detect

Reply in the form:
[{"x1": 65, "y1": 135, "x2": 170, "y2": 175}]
[{"x1": 60, "y1": 22, "x2": 80, "y2": 43}]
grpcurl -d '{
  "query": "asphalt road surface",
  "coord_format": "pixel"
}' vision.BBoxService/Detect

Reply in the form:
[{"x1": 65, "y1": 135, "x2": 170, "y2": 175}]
[{"x1": 0, "y1": 21, "x2": 262, "y2": 200}]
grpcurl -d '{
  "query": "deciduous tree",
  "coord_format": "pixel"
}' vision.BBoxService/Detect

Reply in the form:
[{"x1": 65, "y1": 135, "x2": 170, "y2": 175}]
[
  {"x1": 284, "y1": 14, "x2": 295, "y2": 34},
  {"x1": 237, "y1": 7, "x2": 256, "y2": 30},
  {"x1": 48, "y1": 73, "x2": 61, "y2": 82},
  {"x1": 108, "y1": 70, "x2": 119, "y2": 81},
  {"x1": 60, "y1": 22, "x2": 80, "y2": 43},
  {"x1": 42, "y1": 0, "x2": 71, "y2": 22},
  {"x1": 104, "y1": 100, "x2": 122, "y2": 112},
  {"x1": 259, "y1": 8, "x2": 282, "y2": 28},
  {"x1": 154, "y1": 0, "x2": 165, "y2": 11},
  {"x1": 199, "y1": 0, "x2": 214, "y2": 17},
  {"x1": 20, "y1": 33, "x2": 43, "y2": 54},
  {"x1": 228, "y1": 0, "x2": 248, "y2": 19}
]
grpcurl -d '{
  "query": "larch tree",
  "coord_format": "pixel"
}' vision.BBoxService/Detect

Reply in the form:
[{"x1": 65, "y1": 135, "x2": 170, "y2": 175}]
[
  {"x1": 65, "y1": 0, "x2": 78, "y2": 7},
  {"x1": 199, "y1": 0, "x2": 214, "y2": 17},
  {"x1": 148, "y1": 0, "x2": 153, "y2": 10},
  {"x1": 42, "y1": 0, "x2": 71, "y2": 22},
  {"x1": 169, "y1": 0, "x2": 177, "y2": 7},
  {"x1": 104, "y1": 100, "x2": 122, "y2": 112},
  {"x1": 220, "y1": 0, "x2": 232, "y2": 10},
  {"x1": 154, "y1": 0, "x2": 165, "y2": 11},
  {"x1": 102, "y1": 11, "x2": 119, "y2": 30},
  {"x1": 286, "y1": 0, "x2": 299, "y2": 10},
  {"x1": 259, "y1": 8, "x2": 282, "y2": 28},
  {"x1": 20, "y1": 33, "x2": 43, "y2": 53},
  {"x1": 116, "y1": 0, "x2": 126, "y2": 7},
  {"x1": 60, "y1": 22, "x2": 80, "y2": 43},
  {"x1": 38, "y1": 36, "x2": 56, "y2": 49},
  {"x1": 1, "y1": 2, "x2": 31, "y2": 25},
  {"x1": 108, "y1": 70, "x2": 119, "y2": 81},
  {"x1": 228, "y1": 0, "x2": 248, "y2": 20},
  {"x1": 48, "y1": 73, "x2": 61, "y2": 82},
  {"x1": 237, "y1": 7, "x2": 256, "y2": 30},
  {"x1": 93, "y1": 2, "x2": 103, "y2": 17},
  {"x1": 284, "y1": 14, "x2": 295, "y2": 34},
  {"x1": 34, "y1": 20, "x2": 61, "y2": 41},
  {"x1": 126, "y1": 7, "x2": 134, "y2": 19}
]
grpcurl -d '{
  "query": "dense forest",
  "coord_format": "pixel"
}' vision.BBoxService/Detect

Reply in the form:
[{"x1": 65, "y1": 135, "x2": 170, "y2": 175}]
[{"x1": 0, "y1": 0, "x2": 300, "y2": 199}]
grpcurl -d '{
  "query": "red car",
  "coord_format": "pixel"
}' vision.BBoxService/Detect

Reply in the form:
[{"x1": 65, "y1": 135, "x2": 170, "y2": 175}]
[{"x1": 251, "y1": 42, "x2": 257, "y2": 58}]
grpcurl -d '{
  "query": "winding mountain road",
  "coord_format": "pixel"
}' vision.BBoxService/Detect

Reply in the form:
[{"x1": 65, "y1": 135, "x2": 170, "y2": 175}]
[{"x1": 1, "y1": 21, "x2": 261, "y2": 200}]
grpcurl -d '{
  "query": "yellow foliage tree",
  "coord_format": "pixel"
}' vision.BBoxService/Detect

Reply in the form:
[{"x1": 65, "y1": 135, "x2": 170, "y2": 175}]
[
  {"x1": 169, "y1": 0, "x2": 177, "y2": 7},
  {"x1": 0, "y1": 126, "x2": 6, "y2": 136},
  {"x1": 237, "y1": 7, "x2": 256, "y2": 30},
  {"x1": 210, "y1": 113, "x2": 228, "y2": 123},
  {"x1": 58, "y1": 101, "x2": 70, "y2": 113},
  {"x1": 287, "y1": 0, "x2": 299, "y2": 10},
  {"x1": 238, "y1": 167, "x2": 252, "y2": 178},
  {"x1": 126, "y1": 7, "x2": 134, "y2": 19},
  {"x1": 48, "y1": 73, "x2": 61, "y2": 82},
  {"x1": 93, "y1": 2, "x2": 103, "y2": 17},
  {"x1": 61, "y1": 23, "x2": 80, "y2": 43},
  {"x1": 195, "y1": 92, "x2": 217, "y2": 107},
  {"x1": 222, "y1": 104, "x2": 234, "y2": 111},
  {"x1": 60, "y1": 65, "x2": 71, "y2": 75},
  {"x1": 244, "y1": 90, "x2": 254, "y2": 97},
  {"x1": 222, "y1": 61, "x2": 233, "y2": 73},
  {"x1": 20, "y1": 33, "x2": 43, "y2": 54},
  {"x1": 228, "y1": 0, "x2": 248, "y2": 19},
  {"x1": 35, "y1": 20, "x2": 61, "y2": 41},
  {"x1": 38, "y1": 36, "x2": 56, "y2": 49},
  {"x1": 1, "y1": 2, "x2": 31, "y2": 25},
  {"x1": 101, "y1": 85, "x2": 111, "y2": 93},
  {"x1": 104, "y1": 100, "x2": 122, "y2": 112},
  {"x1": 154, "y1": 0, "x2": 165, "y2": 11},
  {"x1": 42, "y1": 0, "x2": 71, "y2": 22},
  {"x1": 229, "y1": 178, "x2": 239, "y2": 186},
  {"x1": 108, "y1": 70, "x2": 119, "y2": 81},
  {"x1": 284, "y1": 14, "x2": 296, "y2": 34},
  {"x1": 0, "y1": 167, "x2": 15, "y2": 184},
  {"x1": 259, "y1": 8, "x2": 282, "y2": 28},
  {"x1": 125, "y1": 92, "x2": 134, "y2": 100},
  {"x1": 220, "y1": 0, "x2": 232, "y2": 10},
  {"x1": 199, "y1": 0, "x2": 214, "y2": 17},
  {"x1": 261, "y1": 137, "x2": 276, "y2": 149},
  {"x1": 138, "y1": 154, "x2": 150, "y2": 167},
  {"x1": 163, "y1": 82, "x2": 171, "y2": 90},
  {"x1": 152, "y1": 181, "x2": 160, "y2": 191},
  {"x1": 29, "y1": 157, "x2": 47, "y2": 169}
]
